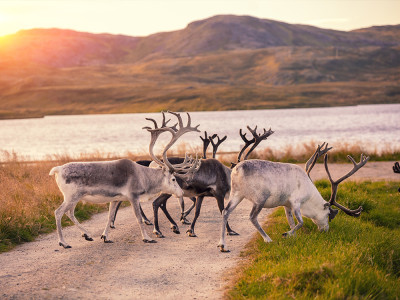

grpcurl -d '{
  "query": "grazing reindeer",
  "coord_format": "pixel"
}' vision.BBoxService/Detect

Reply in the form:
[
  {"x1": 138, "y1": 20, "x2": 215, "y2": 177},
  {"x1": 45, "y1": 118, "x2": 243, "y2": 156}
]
[
  {"x1": 49, "y1": 111, "x2": 200, "y2": 248},
  {"x1": 218, "y1": 144, "x2": 369, "y2": 252}
]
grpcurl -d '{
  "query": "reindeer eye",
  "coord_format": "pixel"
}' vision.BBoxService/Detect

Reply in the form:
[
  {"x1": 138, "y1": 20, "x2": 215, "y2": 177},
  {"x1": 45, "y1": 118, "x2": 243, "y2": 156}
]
[{"x1": 172, "y1": 178, "x2": 176, "y2": 182}]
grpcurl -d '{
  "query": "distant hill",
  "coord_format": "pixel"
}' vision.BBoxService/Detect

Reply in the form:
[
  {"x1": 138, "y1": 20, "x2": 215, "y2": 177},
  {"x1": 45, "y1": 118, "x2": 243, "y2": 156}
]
[
  {"x1": 0, "y1": 28, "x2": 139, "y2": 68},
  {"x1": 0, "y1": 15, "x2": 399, "y2": 119}
]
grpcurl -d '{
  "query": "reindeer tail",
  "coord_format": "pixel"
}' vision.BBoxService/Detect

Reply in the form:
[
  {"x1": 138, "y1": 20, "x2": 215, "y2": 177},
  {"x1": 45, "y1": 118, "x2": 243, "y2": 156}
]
[{"x1": 49, "y1": 166, "x2": 60, "y2": 176}]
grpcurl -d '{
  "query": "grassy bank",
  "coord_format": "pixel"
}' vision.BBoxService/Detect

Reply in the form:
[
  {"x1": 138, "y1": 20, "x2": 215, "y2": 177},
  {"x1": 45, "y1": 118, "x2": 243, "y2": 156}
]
[{"x1": 226, "y1": 181, "x2": 400, "y2": 299}]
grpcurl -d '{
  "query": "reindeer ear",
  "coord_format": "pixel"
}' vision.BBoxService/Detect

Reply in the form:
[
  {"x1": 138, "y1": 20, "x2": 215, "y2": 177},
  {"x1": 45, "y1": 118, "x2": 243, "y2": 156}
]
[{"x1": 329, "y1": 207, "x2": 339, "y2": 222}]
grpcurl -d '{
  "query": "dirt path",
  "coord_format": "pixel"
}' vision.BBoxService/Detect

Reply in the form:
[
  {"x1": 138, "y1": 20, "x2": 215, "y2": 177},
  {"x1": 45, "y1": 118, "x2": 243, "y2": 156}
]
[
  {"x1": 0, "y1": 162, "x2": 398, "y2": 299},
  {"x1": 0, "y1": 198, "x2": 271, "y2": 299}
]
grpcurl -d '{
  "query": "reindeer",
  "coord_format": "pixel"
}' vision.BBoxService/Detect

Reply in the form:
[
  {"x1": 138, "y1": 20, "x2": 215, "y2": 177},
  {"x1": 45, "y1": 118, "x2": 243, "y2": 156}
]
[
  {"x1": 218, "y1": 142, "x2": 369, "y2": 252},
  {"x1": 49, "y1": 111, "x2": 200, "y2": 248},
  {"x1": 177, "y1": 131, "x2": 228, "y2": 224}
]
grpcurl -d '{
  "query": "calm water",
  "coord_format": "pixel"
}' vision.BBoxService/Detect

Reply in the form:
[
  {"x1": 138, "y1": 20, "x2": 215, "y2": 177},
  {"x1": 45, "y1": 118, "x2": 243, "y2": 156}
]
[{"x1": 1, "y1": 104, "x2": 399, "y2": 161}]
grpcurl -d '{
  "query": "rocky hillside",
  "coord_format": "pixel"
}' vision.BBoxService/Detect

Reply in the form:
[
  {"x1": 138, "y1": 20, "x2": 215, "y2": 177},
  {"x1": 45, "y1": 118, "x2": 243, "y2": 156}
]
[{"x1": 0, "y1": 15, "x2": 399, "y2": 118}]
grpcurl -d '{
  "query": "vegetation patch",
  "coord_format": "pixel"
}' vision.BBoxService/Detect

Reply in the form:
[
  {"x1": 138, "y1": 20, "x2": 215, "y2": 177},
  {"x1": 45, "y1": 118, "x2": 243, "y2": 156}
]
[{"x1": 226, "y1": 181, "x2": 400, "y2": 299}]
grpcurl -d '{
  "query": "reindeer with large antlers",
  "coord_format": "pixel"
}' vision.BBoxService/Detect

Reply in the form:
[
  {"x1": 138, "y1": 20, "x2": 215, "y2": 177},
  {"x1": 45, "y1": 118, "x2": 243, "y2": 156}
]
[
  {"x1": 49, "y1": 111, "x2": 199, "y2": 248},
  {"x1": 176, "y1": 131, "x2": 228, "y2": 224},
  {"x1": 218, "y1": 143, "x2": 369, "y2": 252},
  {"x1": 149, "y1": 130, "x2": 234, "y2": 238}
]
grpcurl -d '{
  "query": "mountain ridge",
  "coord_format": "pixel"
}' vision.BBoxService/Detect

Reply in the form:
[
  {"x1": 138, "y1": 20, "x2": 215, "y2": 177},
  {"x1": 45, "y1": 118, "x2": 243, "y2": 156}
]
[
  {"x1": 1, "y1": 15, "x2": 400, "y2": 68},
  {"x1": 0, "y1": 14, "x2": 399, "y2": 119}
]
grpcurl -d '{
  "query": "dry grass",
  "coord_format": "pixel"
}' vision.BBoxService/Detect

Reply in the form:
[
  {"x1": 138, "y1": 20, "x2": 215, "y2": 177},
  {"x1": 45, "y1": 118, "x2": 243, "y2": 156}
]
[{"x1": 243, "y1": 141, "x2": 400, "y2": 163}]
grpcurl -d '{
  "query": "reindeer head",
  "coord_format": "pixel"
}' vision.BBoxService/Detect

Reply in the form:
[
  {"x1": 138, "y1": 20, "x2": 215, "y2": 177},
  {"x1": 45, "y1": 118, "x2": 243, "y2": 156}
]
[{"x1": 306, "y1": 144, "x2": 369, "y2": 231}]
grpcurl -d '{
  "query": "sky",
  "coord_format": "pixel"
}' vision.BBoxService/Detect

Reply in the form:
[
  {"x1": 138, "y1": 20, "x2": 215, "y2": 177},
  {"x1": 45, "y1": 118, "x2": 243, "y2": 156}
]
[{"x1": 0, "y1": 0, "x2": 400, "y2": 37}]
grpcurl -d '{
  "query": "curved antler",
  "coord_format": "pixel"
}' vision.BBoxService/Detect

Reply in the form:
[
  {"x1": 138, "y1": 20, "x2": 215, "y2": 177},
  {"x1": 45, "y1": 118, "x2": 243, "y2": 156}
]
[
  {"x1": 209, "y1": 134, "x2": 227, "y2": 159},
  {"x1": 243, "y1": 126, "x2": 274, "y2": 160},
  {"x1": 305, "y1": 142, "x2": 332, "y2": 179},
  {"x1": 324, "y1": 153, "x2": 369, "y2": 217},
  {"x1": 236, "y1": 128, "x2": 255, "y2": 163},
  {"x1": 231, "y1": 126, "x2": 274, "y2": 168},
  {"x1": 144, "y1": 111, "x2": 201, "y2": 175},
  {"x1": 161, "y1": 111, "x2": 201, "y2": 175}
]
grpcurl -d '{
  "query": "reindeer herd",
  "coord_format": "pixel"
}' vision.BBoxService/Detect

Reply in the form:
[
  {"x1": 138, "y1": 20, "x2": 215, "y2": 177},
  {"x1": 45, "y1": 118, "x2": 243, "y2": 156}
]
[{"x1": 50, "y1": 111, "x2": 371, "y2": 252}]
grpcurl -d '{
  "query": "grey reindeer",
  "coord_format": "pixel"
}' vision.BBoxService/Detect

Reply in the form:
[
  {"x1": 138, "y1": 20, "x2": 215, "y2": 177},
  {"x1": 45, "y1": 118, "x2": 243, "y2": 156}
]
[
  {"x1": 218, "y1": 143, "x2": 369, "y2": 252},
  {"x1": 49, "y1": 111, "x2": 200, "y2": 248}
]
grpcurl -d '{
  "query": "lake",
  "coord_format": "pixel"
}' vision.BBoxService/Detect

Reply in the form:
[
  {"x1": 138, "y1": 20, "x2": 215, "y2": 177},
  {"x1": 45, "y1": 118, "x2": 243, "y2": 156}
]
[{"x1": 1, "y1": 104, "x2": 399, "y2": 161}]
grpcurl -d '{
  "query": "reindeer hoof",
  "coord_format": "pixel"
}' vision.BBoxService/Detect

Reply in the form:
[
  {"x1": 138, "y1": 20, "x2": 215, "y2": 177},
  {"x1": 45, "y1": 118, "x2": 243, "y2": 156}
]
[
  {"x1": 227, "y1": 230, "x2": 239, "y2": 236},
  {"x1": 101, "y1": 235, "x2": 113, "y2": 243},
  {"x1": 143, "y1": 239, "x2": 157, "y2": 243},
  {"x1": 110, "y1": 224, "x2": 115, "y2": 229},
  {"x1": 153, "y1": 231, "x2": 165, "y2": 238},
  {"x1": 186, "y1": 229, "x2": 197, "y2": 237},
  {"x1": 144, "y1": 220, "x2": 153, "y2": 226},
  {"x1": 59, "y1": 242, "x2": 71, "y2": 249},
  {"x1": 82, "y1": 233, "x2": 94, "y2": 241},
  {"x1": 282, "y1": 232, "x2": 288, "y2": 237},
  {"x1": 217, "y1": 245, "x2": 230, "y2": 253},
  {"x1": 171, "y1": 226, "x2": 180, "y2": 234}
]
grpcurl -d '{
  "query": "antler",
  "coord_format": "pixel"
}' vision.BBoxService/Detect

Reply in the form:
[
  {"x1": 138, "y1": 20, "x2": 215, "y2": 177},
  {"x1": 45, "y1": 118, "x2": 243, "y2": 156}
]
[
  {"x1": 161, "y1": 111, "x2": 201, "y2": 175},
  {"x1": 324, "y1": 153, "x2": 370, "y2": 217},
  {"x1": 143, "y1": 111, "x2": 173, "y2": 167},
  {"x1": 305, "y1": 142, "x2": 332, "y2": 179},
  {"x1": 144, "y1": 111, "x2": 201, "y2": 175},
  {"x1": 243, "y1": 126, "x2": 274, "y2": 160},
  {"x1": 393, "y1": 162, "x2": 400, "y2": 174},
  {"x1": 200, "y1": 131, "x2": 214, "y2": 159},
  {"x1": 236, "y1": 128, "x2": 255, "y2": 164},
  {"x1": 209, "y1": 134, "x2": 227, "y2": 159},
  {"x1": 231, "y1": 126, "x2": 274, "y2": 168}
]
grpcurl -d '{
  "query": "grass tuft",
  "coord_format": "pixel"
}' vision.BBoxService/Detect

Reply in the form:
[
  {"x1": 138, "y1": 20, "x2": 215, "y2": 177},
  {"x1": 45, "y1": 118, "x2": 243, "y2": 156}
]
[{"x1": 226, "y1": 181, "x2": 400, "y2": 299}]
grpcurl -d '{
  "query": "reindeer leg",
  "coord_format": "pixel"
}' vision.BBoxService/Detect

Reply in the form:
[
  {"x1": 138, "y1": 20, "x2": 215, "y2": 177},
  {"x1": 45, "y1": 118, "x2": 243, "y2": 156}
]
[
  {"x1": 65, "y1": 205, "x2": 94, "y2": 242},
  {"x1": 181, "y1": 197, "x2": 196, "y2": 225},
  {"x1": 55, "y1": 192, "x2": 82, "y2": 249},
  {"x1": 109, "y1": 201, "x2": 122, "y2": 229},
  {"x1": 101, "y1": 201, "x2": 119, "y2": 243},
  {"x1": 55, "y1": 201, "x2": 72, "y2": 248},
  {"x1": 152, "y1": 194, "x2": 171, "y2": 238},
  {"x1": 187, "y1": 196, "x2": 204, "y2": 237},
  {"x1": 284, "y1": 206, "x2": 296, "y2": 231},
  {"x1": 140, "y1": 204, "x2": 153, "y2": 225},
  {"x1": 216, "y1": 194, "x2": 239, "y2": 236},
  {"x1": 158, "y1": 196, "x2": 180, "y2": 234},
  {"x1": 218, "y1": 193, "x2": 244, "y2": 252},
  {"x1": 282, "y1": 204, "x2": 303, "y2": 237},
  {"x1": 129, "y1": 194, "x2": 155, "y2": 243},
  {"x1": 249, "y1": 201, "x2": 272, "y2": 243}
]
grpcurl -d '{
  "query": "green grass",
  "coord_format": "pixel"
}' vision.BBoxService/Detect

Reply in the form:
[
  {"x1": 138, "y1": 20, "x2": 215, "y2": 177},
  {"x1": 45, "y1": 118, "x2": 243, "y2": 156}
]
[{"x1": 227, "y1": 181, "x2": 400, "y2": 299}]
